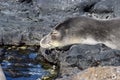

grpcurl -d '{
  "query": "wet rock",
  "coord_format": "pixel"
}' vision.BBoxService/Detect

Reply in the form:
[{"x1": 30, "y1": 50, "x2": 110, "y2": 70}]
[
  {"x1": 1, "y1": 46, "x2": 49, "y2": 79},
  {"x1": 6, "y1": 68, "x2": 30, "y2": 78}
]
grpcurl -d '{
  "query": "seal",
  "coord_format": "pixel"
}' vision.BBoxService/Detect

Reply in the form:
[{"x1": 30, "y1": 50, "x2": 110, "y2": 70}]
[{"x1": 40, "y1": 16, "x2": 120, "y2": 49}]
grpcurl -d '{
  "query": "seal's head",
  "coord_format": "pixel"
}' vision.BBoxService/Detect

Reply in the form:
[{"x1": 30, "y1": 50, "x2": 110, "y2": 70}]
[{"x1": 40, "y1": 29, "x2": 64, "y2": 49}]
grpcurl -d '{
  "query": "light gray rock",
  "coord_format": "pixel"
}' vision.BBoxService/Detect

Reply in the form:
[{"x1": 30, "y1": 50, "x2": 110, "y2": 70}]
[{"x1": 0, "y1": 65, "x2": 6, "y2": 80}]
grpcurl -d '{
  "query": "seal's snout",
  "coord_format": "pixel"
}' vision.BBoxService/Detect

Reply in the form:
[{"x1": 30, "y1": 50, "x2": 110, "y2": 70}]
[
  {"x1": 40, "y1": 35, "x2": 52, "y2": 49},
  {"x1": 40, "y1": 36, "x2": 46, "y2": 44}
]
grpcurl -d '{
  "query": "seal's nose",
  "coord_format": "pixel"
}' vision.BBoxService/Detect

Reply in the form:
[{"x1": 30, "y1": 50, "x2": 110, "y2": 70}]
[
  {"x1": 40, "y1": 37, "x2": 46, "y2": 47},
  {"x1": 40, "y1": 36, "x2": 51, "y2": 48},
  {"x1": 40, "y1": 37, "x2": 46, "y2": 44}
]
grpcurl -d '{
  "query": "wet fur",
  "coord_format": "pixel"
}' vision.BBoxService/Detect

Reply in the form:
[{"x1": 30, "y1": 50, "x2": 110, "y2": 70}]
[{"x1": 40, "y1": 16, "x2": 120, "y2": 49}]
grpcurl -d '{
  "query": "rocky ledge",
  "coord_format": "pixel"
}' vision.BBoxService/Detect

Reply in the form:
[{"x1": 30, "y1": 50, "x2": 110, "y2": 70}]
[
  {"x1": 1, "y1": 0, "x2": 120, "y2": 80},
  {"x1": 39, "y1": 44, "x2": 120, "y2": 80}
]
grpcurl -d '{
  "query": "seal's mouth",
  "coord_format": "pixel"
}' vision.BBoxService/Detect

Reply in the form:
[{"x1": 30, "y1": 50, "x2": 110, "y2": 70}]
[
  {"x1": 40, "y1": 35, "x2": 60, "y2": 49},
  {"x1": 40, "y1": 35, "x2": 82, "y2": 49},
  {"x1": 40, "y1": 42, "x2": 52, "y2": 49},
  {"x1": 40, "y1": 36, "x2": 51, "y2": 49}
]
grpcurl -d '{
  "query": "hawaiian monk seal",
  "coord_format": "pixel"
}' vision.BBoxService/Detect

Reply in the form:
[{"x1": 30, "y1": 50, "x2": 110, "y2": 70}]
[{"x1": 40, "y1": 16, "x2": 120, "y2": 49}]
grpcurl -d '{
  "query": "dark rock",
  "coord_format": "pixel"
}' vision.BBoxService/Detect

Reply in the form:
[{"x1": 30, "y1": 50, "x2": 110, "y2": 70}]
[
  {"x1": 0, "y1": 48, "x2": 6, "y2": 63},
  {"x1": 66, "y1": 44, "x2": 120, "y2": 69},
  {"x1": 1, "y1": 46, "x2": 49, "y2": 79},
  {"x1": 86, "y1": 0, "x2": 120, "y2": 19},
  {"x1": 91, "y1": 0, "x2": 113, "y2": 13},
  {"x1": 39, "y1": 44, "x2": 120, "y2": 80},
  {"x1": 40, "y1": 48, "x2": 61, "y2": 64}
]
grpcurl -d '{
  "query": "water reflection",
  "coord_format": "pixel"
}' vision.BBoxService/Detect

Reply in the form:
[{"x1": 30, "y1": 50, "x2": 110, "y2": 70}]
[{"x1": 0, "y1": 46, "x2": 49, "y2": 80}]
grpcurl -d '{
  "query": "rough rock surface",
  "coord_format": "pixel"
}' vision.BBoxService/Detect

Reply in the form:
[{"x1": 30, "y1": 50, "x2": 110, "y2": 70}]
[
  {"x1": 57, "y1": 66, "x2": 120, "y2": 80},
  {"x1": 56, "y1": 66, "x2": 120, "y2": 80},
  {"x1": 1, "y1": 0, "x2": 120, "y2": 45},
  {"x1": 72, "y1": 66, "x2": 120, "y2": 80},
  {"x1": 39, "y1": 44, "x2": 120, "y2": 80},
  {"x1": 1, "y1": 0, "x2": 120, "y2": 80}
]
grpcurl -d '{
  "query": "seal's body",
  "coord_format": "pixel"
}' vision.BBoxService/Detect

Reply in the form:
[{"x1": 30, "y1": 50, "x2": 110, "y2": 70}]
[{"x1": 40, "y1": 16, "x2": 120, "y2": 49}]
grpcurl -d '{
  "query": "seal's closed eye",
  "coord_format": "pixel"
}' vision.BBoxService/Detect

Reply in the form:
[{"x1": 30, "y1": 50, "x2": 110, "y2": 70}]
[{"x1": 51, "y1": 30, "x2": 59, "y2": 34}]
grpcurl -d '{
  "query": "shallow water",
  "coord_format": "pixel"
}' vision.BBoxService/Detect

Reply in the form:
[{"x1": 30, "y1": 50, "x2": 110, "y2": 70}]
[{"x1": 0, "y1": 46, "x2": 50, "y2": 80}]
